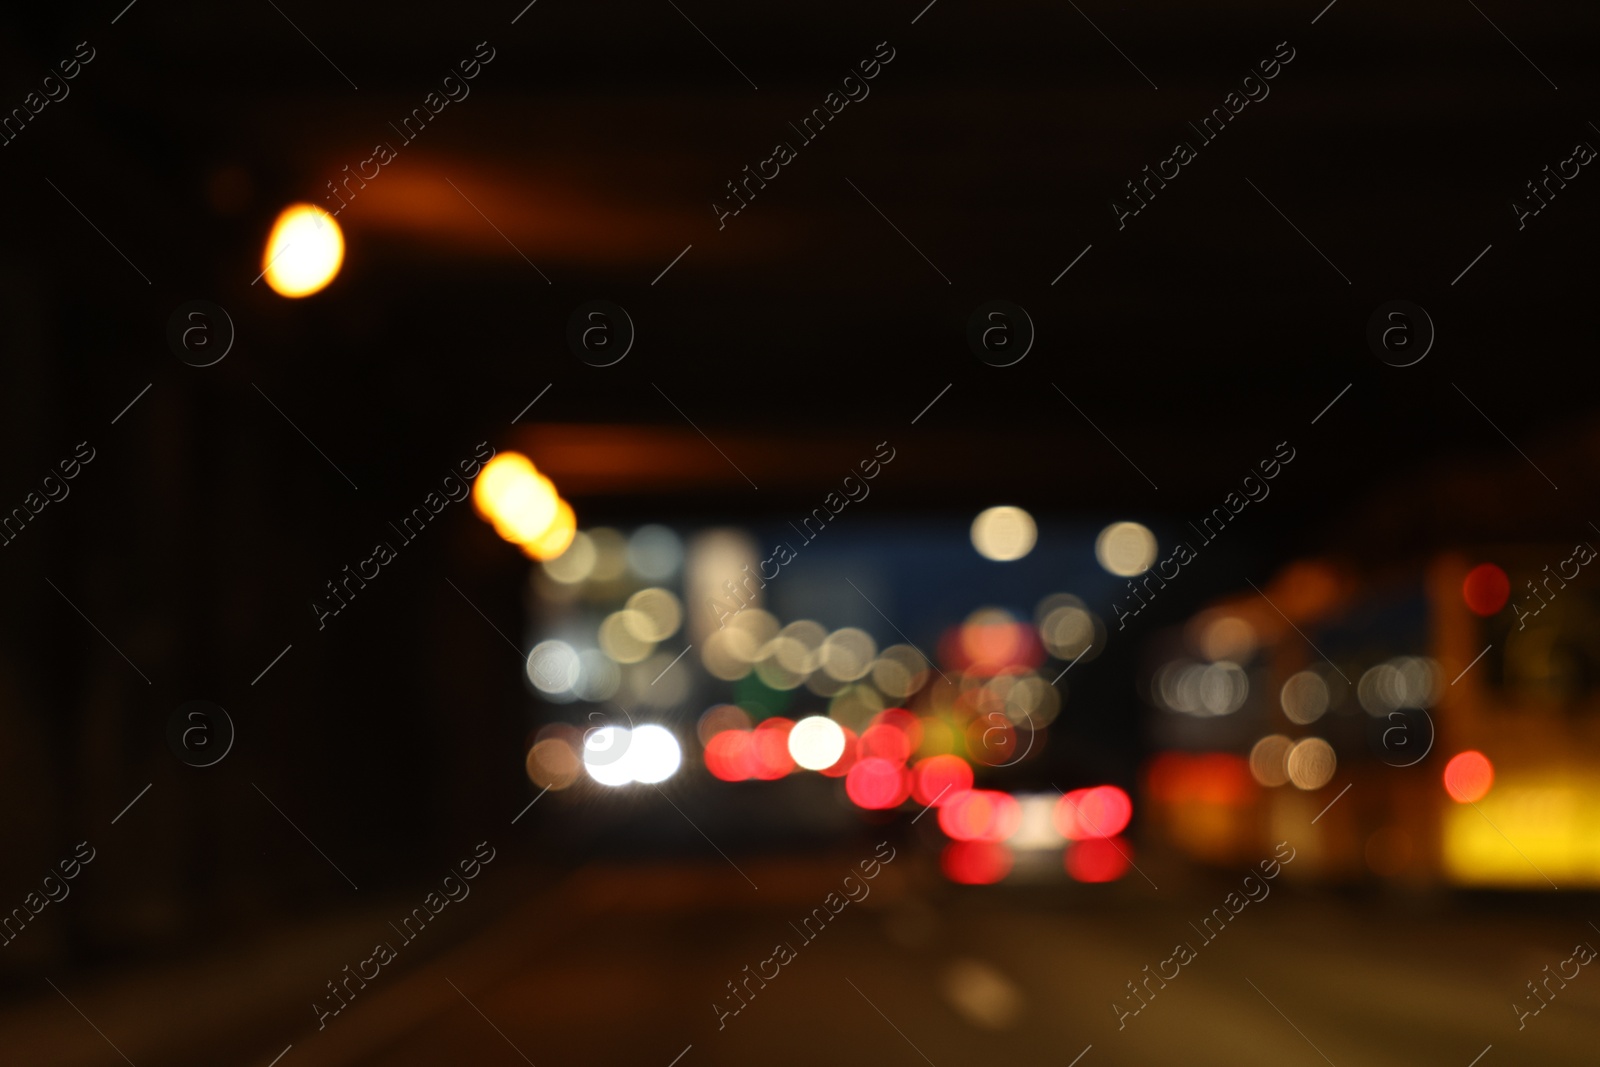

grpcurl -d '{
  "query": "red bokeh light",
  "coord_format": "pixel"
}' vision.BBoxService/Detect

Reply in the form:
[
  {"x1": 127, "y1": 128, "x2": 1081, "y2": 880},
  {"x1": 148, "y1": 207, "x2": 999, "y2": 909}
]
[
  {"x1": 938, "y1": 789, "x2": 1022, "y2": 842},
  {"x1": 818, "y1": 726, "x2": 858, "y2": 778},
  {"x1": 860, "y1": 723, "x2": 912, "y2": 765},
  {"x1": 912, "y1": 755, "x2": 974, "y2": 807},
  {"x1": 1462, "y1": 563, "x2": 1511, "y2": 617},
  {"x1": 876, "y1": 708, "x2": 924, "y2": 751},
  {"x1": 749, "y1": 719, "x2": 796, "y2": 779},
  {"x1": 845, "y1": 757, "x2": 912, "y2": 809},
  {"x1": 1443, "y1": 750, "x2": 1494, "y2": 803},
  {"x1": 1054, "y1": 785, "x2": 1133, "y2": 840},
  {"x1": 1066, "y1": 837, "x2": 1131, "y2": 883},
  {"x1": 940, "y1": 840, "x2": 1013, "y2": 884},
  {"x1": 704, "y1": 730, "x2": 754, "y2": 781}
]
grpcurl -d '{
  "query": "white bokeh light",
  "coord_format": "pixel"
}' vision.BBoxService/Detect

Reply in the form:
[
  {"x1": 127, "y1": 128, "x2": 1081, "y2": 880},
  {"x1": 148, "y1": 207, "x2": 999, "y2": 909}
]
[
  {"x1": 527, "y1": 640, "x2": 580, "y2": 696},
  {"x1": 582, "y1": 725, "x2": 634, "y2": 786},
  {"x1": 580, "y1": 723, "x2": 681, "y2": 785},
  {"x1": 626, "y1": 724, "x2": 683, "y2": 784},
  {"x1": 787, "y1": 715, "x2": 847, "y2": 770}
]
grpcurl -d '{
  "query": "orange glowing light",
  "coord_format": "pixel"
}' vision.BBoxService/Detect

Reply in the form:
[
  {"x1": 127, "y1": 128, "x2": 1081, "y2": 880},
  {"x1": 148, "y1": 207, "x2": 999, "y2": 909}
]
[
  {"x1": 941, "y1": 840, "x2": 1013, "y2": 884},
  {"x1": 262, "y1": 204, "x2": 344, "y2": 297},
  {"x1": 1443, "y1": 750, "x2": 1494, "y2": 803},
  {"x1": 946, "y1": 613, "x2": 1044, "y2": 676},
  {"x1": 1144, "y1": 752, "x2": 1256, "y2": 806},
  {"x1": 1462, "y1": 563, "x2": 1511, "y2": 616},
  {"x1": 473, "y1": 451, "x2": 570, "y2": 551},
  {"x1": 1066, "y1": 837, "x2": 1131, "y2": 883}
]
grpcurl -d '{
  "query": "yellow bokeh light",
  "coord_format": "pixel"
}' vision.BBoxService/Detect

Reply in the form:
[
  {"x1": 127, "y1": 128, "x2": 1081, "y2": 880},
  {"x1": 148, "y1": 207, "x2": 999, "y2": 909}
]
[
  {"x1": 971, "y1": 506, "x2": 1037, "y2": 562},
  {"x1": 521, "y1": 499, "x2": 576, "y2": 561},
  {"x1": 262, "y1": 204, "x2": 345, "y2": 297},
  {"x1": 1094, "y1": 521, "x2": 1157, "y2": 576},
  {"x1": 473, "y1": 452, "x2": 563, "y2": 548},
  {"x1": 623, "y1": 588, "x2": 684, "y2": 642}
]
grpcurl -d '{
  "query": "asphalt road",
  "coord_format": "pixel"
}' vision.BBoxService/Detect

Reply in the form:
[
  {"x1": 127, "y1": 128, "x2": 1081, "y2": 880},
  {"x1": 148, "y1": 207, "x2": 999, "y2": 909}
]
[
  {"x1": 277, "y1": 857, "x2": 1600, "y2": 1067},
  {"x1": 9, "y1": 852, "x2": 1597, "y2": 1067}
]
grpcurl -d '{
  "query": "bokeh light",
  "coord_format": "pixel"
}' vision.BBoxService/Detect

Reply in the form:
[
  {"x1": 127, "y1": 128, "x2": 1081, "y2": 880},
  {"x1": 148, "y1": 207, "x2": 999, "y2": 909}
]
[
  {"x1": 939, "y1": 790, "x2": 1022, "y2": 842},
  {"x1": 750, "y1": 719, "x2": 796, "y2": 779},
  {"x1": 542, "y1": 531, "x2": 597, "y2": 584},
  {"x1": 525, "y1": 737, "x2": 581, "y2": 790},
  {"x1": 262, "y1": 203, "x2": 344, "y2": 297},
  {"x1": 526, "y1": 640, "x2": 580, "y2": 696},
  {"x1": 1155, "y1": 660, "x2": 1249, "y2": 716},
  {"x1": 599, "y1": 611, "x2": 655, "y2": 664},
  {"x1": 586, "y1": 528, "x2": 630, "y2": 582},
  {"x1": 704, "y1": 729, "x2": 755, "y2": 781},
  {"x1": 697, "y1": 705, "x2": 751, "y2": 747},
  {"x1": 788, "y1": 715, "x2": 847, "y2": 770},
  {"x1": 1443, "y1": 750, "x2": 1494, "y2": 803},
  {"x1": 818, "y1": 727, "x2": 858, "y2": 778},
  {"x1": 845, "y1": 757, "x2": 911, "y2": 809},
  {"x1": 582, "y1": 726, "x2": 634, "y2": 787},
  {"x1": 623, "y1": 588, "x2": 683, "y2": 642},
  {"x1": 872, "y1": 644, "x2": 931, "y2": 698},
  {"x1": 571, "y1": 649, "x2": 620, "y2": 702},
  {"x1": 1035, "y1": 593, "x2": 1103, "y2": 663},
  {"x1": 1280, "y1": 670, "x2": 1330, "y2": 724},
  {"x1": 1008, "y1": 794, "x2": 1067, "y2": 850},
  {"x1": 913, "y1": 755, "x2": 974, "y2": 807},
  {"x1": 821, "y1": 628, "x2": 878, "y2": 682},
  {"x1": 1462, "y1": 563, "x2": 1511, "y2": 616},
  {"x1": 625, "y1": 724, "x2": 682, "y2": 784},
  {"x1": 1054, "y1": 785, "x2": 1133, "y2": 840},
  {"x1": 520, "y1": 499, "x2": 575, "y2": 561},
  {"x1": 1197, "y1": 614, "x2": 1256, "y2": 662},
  {"x1": 1248, "y1": 734, "x2": 1294, "y2": 787},
  {"x1": 971, "y1": 506, "x2": 1037, "y2": 562},
  {"x1": 1094, "y1": 521, "x2": 1157, "y2": 576},
  {"x1": 952, "y1": 608, "x2": 1042, "y2": 675},
  {"x1": 1286, "y1": 737, "x2": 1337, "y2": 790},
  {"x1": 627, "y1": 525, "x2": 684, "y2": 581},
  {"x1": 474, "y1": 453, "x2": 565, "y2": 549},
  {"x1": 941, "y1": 841, "x2": 1013, "y2": 884},
  {"x1": 579, "y1": 724, "x2": 679, "y2": 785},
  {"x1": 1357, "y1": 657, "x2": 1440, "y2": 715},
  {"x1": 860, "y1": 722, "x2": 912, "y2": 765},
  {"x1": 1066, "y1": 837, "x2": 1131, "y2": 883}
]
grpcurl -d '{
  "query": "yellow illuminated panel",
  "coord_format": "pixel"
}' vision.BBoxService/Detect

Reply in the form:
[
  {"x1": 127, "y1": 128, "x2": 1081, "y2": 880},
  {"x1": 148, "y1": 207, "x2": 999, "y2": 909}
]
[{"x1": 1442, "y1": 775, "x2": 1600, "y2": 887}]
